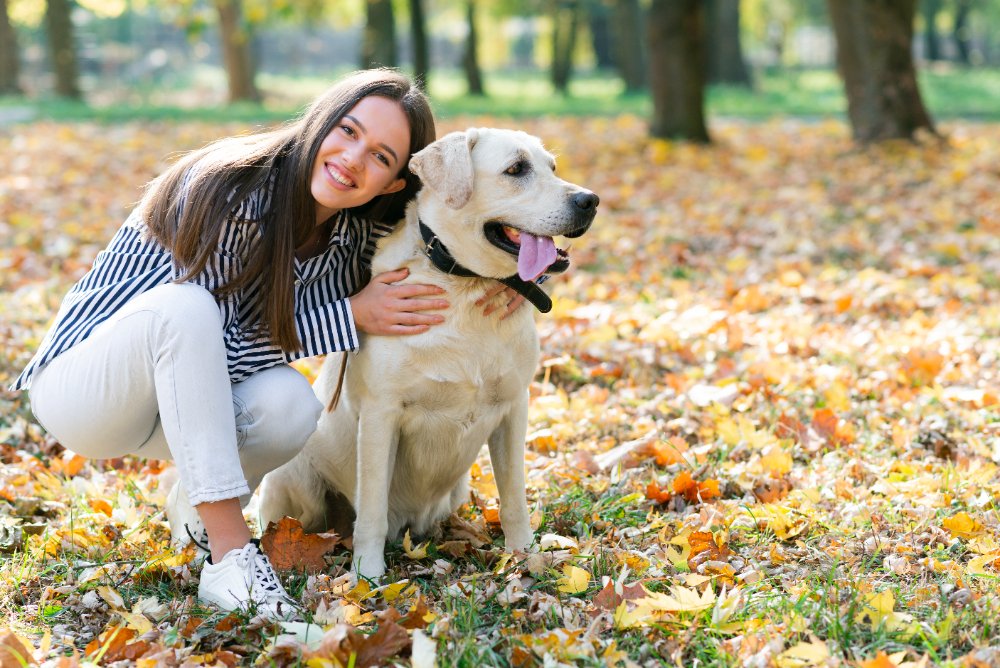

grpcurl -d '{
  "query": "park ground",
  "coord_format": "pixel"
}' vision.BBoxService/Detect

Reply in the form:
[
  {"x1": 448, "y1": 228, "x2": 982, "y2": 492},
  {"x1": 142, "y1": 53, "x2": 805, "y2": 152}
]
[{"x1": 0, "y1": 75, "x2": 999, "y2": 666}]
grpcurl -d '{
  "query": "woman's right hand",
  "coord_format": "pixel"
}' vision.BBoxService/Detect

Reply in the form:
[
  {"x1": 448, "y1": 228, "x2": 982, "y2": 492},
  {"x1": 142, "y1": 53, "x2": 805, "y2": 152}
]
[{"x1": 349, "y1": 268, "x2": 448, "y2": 335}]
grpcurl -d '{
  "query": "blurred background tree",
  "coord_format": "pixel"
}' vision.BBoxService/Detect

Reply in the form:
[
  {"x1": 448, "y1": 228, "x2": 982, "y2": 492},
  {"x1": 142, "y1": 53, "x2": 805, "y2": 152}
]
[{"x1": 1, "y1": 0, "x2": 999, "y2": 142}]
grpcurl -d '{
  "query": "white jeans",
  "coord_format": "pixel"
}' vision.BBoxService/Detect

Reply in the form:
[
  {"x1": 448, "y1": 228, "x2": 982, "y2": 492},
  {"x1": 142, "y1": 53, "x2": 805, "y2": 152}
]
[{"x1": 29, "y1": 283, "x2": 322, "y2": 506}]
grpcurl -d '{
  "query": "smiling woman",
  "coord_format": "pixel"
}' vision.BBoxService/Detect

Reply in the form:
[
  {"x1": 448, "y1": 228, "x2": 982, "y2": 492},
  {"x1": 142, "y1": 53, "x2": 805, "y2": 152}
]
[
  {"x1": 7, "y1": 69, "x2": 445, "y2": 621},
  {"x1": 310, "y1": 96, "x2": 412, "y2": 225}
]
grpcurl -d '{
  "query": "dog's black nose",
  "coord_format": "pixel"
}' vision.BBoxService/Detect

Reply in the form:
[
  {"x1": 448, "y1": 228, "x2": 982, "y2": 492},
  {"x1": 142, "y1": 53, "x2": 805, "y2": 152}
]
[{"x1": 572, "y1": 191, "x2": 599, "y2": 212}]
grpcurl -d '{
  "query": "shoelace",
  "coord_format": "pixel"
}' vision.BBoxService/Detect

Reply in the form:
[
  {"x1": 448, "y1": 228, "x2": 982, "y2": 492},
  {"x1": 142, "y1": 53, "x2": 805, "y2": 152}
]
[{"x1": 238, "y1": 542, "x2": 287, "y2": 600}]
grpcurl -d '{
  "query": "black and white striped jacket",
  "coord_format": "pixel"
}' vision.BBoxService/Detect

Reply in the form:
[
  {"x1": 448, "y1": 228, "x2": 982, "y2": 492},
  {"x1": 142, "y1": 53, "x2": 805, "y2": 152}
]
[{"x1": 11, "y1": 167, "x2": 394, "y2": 390}]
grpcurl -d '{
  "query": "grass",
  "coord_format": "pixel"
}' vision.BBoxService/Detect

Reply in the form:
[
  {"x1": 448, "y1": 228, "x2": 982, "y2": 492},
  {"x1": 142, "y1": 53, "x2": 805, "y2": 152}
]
[{"x1": 3, "y1": 65, "x2": 1000, "y2": 124}]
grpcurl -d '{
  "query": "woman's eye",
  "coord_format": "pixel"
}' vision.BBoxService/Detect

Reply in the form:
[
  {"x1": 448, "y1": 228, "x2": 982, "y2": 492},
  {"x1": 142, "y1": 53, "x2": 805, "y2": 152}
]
[
  {"x1": 341, "y1": 125, "x2": 355, "y2": 137},
  {"x1": 505, "y1": 161, "x2": 526, "y2": 176},
  {"x1": 375, "y1": 153, "x2": 390, "y2": 166}
]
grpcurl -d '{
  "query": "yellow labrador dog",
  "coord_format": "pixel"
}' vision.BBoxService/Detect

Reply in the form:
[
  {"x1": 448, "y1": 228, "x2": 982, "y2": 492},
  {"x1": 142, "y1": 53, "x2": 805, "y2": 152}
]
[{"x1": 259, "y1": 128, "x2": 598, "y2": 579}]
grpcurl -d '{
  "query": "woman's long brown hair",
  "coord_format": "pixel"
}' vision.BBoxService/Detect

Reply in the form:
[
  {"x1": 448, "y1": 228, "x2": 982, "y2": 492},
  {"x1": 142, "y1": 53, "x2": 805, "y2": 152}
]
[{"x1": 142, "y1": 69, "x2": 436, "y2": 352}]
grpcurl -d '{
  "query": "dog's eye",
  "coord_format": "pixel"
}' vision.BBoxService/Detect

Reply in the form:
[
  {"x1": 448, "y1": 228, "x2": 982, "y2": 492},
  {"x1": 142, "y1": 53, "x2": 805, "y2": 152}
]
[{"x1": 505, "y1": 161, "x2": 529, "y2": 176}]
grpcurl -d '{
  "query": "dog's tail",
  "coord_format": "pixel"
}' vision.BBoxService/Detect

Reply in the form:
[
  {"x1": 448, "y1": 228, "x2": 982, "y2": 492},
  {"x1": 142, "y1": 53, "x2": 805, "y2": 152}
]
[{"x1": 325, "y1": 353, "x2": 349, "y2": 413}]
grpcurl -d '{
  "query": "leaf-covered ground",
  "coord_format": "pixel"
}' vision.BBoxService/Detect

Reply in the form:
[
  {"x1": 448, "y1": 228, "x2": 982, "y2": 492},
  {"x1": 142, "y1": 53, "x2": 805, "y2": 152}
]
[{"x1": 1, "y1": 116, "x2": 998, "y2": 667}]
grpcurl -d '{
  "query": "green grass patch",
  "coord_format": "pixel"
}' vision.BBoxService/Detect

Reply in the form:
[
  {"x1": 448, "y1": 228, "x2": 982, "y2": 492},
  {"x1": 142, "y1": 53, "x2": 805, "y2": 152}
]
[{"x1": 4, "y1": 66, "x2": 1000, "y2": 124}]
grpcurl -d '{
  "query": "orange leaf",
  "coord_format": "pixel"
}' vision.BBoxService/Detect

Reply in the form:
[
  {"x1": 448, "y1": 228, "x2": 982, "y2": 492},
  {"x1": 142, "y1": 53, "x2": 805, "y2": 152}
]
[
  {"x1": 812, "y1": 408, "x2": 839, "y2": 441},
  {"x1": 85, "y1": 626, "x2": 137, "y2": 662},
  {"x1": 650, "y1": 436, "x2": 689, "y2": 466},
  {"x1": 89, "y1": 498, "x2": 113, "y2": 516},
  {"x1": 901, "y1": 349, "x2": 945, "y2": 386},
  {"x1": 672, "y1": 471, "x2": 720, "y2": 503},
  {"x1": 645, "y1": 481, "x2": 672, "y2": 504},
  {"x1": 858, "y1": 651, "x2": 898, "y2": 668},
  {"x1": 261, "y1": 516, "x2": 340, "y2": 573}
]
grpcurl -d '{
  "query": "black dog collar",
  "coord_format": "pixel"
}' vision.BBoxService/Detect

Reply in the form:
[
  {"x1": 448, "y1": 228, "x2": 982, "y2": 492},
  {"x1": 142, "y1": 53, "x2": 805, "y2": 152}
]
[{"x1": 418, "y1": 221, "x2": 553, "y2": 313}]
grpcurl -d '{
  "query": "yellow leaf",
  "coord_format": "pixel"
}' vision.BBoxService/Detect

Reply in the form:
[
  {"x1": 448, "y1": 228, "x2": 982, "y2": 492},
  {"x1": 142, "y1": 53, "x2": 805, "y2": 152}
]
[
  {"x1": 403, "y1": 530, "x2": 429, "y2": 560},
  {"x1": 966, "y1": 553, "x2": 1000, "y2": 576},
  {"x1": 759, "y1": 444, "x2": 793, "y2": 476},
  {"x1": 612, "y1": 600, "x2": 642, "y2": 630},
  {"x1": 824, "y1": 381, "x2": 851, "y2": 412},
  {"x1": 556, "y1": 564, "x2": 591, "y2": 594},
  {"x1": 635, "y1": 585, "x2": 716, "y2": 614},
  {"x1": 97, "y1": 585, "x2": 124, "y2": 610},
  {"x1": 344, "y1": 579, "x2": 372, "y2": 603},
  {"x1": 379, "y1": 580, "x2": 413, "y2": 602},
  {"x1": 119, "y1": 611, "x2": 153, "y2": 635},
  {"x1": 942, "y1": 512, "x2": 983, "y2": 539},
  {"x1": 776, "y1": 636, "x2": 830, "y2": 667}
]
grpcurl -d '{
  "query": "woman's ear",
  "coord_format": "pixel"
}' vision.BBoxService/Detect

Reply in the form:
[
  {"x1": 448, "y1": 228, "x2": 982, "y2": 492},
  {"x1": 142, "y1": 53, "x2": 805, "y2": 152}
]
[{"x1": 380, "y1": 177, "x2": 406, "y2": 195}]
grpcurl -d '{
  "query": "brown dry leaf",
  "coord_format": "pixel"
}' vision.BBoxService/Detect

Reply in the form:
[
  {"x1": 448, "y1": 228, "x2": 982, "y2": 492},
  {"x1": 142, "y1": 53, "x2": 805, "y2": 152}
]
[
  {"x1": 261, "y1": 516, "x2": 340, "y2": 573},
  {"x1": 0, "y1": 631, "x2": 35, "y2": 667},
  {"x1": 84, "y1": 626, "x2": 138, "y2": 663},
  {"x1": 304, "y1": 613, "x2": 410, "y2": 667},
  {"x1": 753, "y1": 476, "x2": 793, "y2": 503}
]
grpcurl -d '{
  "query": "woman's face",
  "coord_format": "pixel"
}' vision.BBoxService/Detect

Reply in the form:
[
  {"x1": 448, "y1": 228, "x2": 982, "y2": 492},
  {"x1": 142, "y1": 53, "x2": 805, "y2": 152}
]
[{"x1": 311, "y1": 95, "x2": 411, "y2": 224}]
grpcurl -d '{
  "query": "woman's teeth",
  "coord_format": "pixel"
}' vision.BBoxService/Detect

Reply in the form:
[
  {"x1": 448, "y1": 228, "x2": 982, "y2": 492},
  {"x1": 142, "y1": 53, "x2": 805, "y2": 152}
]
[{"x1": 328, "y1": 165, "x2": 355, "y2": 187}]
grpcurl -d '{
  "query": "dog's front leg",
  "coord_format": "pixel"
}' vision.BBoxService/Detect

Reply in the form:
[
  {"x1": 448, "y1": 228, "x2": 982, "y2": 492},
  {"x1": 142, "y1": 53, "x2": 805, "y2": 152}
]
[
  {"x1": 351, "y1": 405, "x2": 400, "y2": 580},
  {"x1": 487, "y1": 393, "x2": 533, "y2": 551}
]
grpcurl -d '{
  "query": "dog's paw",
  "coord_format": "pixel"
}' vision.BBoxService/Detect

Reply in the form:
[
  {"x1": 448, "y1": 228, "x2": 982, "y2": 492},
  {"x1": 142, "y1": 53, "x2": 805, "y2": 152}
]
[
  {"x1": 503, "y1": 528, "x2": 534, "y2": 553},
  {"x1": 352, "y1": 551, "x2": 387, "y2": 581}
]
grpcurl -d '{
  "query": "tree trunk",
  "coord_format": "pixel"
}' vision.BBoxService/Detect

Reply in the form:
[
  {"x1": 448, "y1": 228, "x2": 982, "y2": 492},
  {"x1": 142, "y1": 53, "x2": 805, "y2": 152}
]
[
  {"x1": 0, "y1": 0, "x2": 22, "y2": 95},
  {"x1": 589, "y1": 2, "x2": 614, "y2": 69},
  {"x1": 706, "y1": 0, "x2": 751, "y2": 86},
  {"x1": 648, "y1": 0, "x2": 710, "y2": 142},
  {"x1": 361, "y1": 0, "x2": 397, "y2": 68},
  {"x1": 44, "y1": 0, "x2": 80, "y2": 99},
  {"x1": 551, "y1": 0, "x2": 581, "y2": 94},
  {"x1": 827, "y1": 0, "x2": 935, "y2": 142},
  {"x1": 953, "y1": 0, "x2": 972, "y2": 65},
  {"x1": 215, "y1": 0, "x2": 260, "y2": 103},
  {"x1": 410, "y1": 0, "x2": 429, "y2": 88},
  {"x1": 921, "y1": 0, "x2": 942, "y2": 60},
  {"x1": 613, "y1": 0, "x2": 646, "y2": 92},
  {"x1": 463, "y1": 0, "x2": 484, "y2": 96}
]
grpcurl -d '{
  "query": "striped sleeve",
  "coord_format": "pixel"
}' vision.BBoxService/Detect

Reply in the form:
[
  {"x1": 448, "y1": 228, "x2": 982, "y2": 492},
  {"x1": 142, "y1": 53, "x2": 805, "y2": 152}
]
[{"x1": 292, "y1": 298, "x2": 359, "y2": 357}]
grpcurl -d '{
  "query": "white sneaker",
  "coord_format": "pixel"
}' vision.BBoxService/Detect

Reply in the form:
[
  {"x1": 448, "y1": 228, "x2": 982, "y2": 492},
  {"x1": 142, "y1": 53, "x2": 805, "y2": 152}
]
[
  {"x1": 198, "y1": 540, "x2": 300, "y2": 620},
  {"x1": 165, "y1": 483, "x2": 210, "y2": 557}
]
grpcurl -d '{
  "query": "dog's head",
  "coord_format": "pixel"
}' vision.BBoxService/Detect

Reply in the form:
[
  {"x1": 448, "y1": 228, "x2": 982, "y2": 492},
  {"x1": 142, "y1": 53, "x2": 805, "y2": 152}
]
[{"x1": 408, "y1": 128, "x2": 598, "y2": 281}]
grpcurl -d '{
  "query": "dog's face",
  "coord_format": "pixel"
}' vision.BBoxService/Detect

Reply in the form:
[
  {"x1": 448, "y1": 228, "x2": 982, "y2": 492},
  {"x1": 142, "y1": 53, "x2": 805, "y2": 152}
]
[{"x1": 408, "y1": 128, "x2": 599, "y2": 281}]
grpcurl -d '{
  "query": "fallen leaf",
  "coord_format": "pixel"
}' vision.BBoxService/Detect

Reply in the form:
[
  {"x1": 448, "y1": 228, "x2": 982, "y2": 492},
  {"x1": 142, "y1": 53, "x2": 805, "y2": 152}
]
[{"x1": 260, "y1": 516, "x2": 339, "y2": 573}]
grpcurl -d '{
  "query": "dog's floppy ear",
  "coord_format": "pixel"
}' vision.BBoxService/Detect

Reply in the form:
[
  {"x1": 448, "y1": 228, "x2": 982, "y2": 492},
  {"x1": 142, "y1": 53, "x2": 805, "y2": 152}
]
[{"x1": 409, "y1": 129, "x2": 479, "y2": 209}]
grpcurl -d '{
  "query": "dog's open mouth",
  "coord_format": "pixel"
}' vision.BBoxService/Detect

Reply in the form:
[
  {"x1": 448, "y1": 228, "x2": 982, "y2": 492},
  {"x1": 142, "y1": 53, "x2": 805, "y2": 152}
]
[{"x1": 484, "y1": 222, "x2": 570, "y2": 281}]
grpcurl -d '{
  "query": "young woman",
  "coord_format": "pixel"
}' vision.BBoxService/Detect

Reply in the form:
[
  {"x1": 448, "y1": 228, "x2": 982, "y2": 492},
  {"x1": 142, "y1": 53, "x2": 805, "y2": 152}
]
[{"x1": 10, "y1": 69, "x2": 446, "y2": 619}]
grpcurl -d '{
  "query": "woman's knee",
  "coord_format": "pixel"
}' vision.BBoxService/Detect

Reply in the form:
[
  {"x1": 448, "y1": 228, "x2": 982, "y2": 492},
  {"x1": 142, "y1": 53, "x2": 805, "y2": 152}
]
[
  {"x1": 234, "y1": 365, "x2": 321, "y2": 459},
  {"x1": 137, "y1": 283, "x2": 223, "y2": 342}
]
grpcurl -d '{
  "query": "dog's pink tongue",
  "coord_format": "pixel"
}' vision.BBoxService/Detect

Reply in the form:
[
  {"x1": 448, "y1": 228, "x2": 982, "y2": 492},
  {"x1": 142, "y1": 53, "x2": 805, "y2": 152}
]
[{"x1": 517, "y1": 232, "x2": 557, "y2": 281}]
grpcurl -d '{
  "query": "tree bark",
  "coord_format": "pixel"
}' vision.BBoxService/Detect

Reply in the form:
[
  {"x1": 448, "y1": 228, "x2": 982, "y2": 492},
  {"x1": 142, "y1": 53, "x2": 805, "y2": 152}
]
[
  {"x1": 0, "y1": 0, "x2": 22, "y2": 95},
  {"x1": 953, "y1": 0, "x2": 972, "y2": 65},
  {"x1": 410, "y1": 0, "x2": 429, "y2": 87},
  {"x1": 921, "y1": 0, "x2": 942, "y2": 61},
  {"x1": 612, "y1": 0, "x2": 646, "y2": 92},
  {"x1": 551, "y1": 0, "x2": 581, "y2": 94},
  {"x1": 827, "y1": 0, "x2": 935, "y2": 142},
  {"x1": 589, "y1": 2, "x2": 614, "y2": 69},
  {"x1": 463, "y1": 0, "x2": 484, "y2": 96},
  {"x1": 361, "y1": 0, "x2": 397, "y2": 68},
  {"x1": 44, "y1": 0, "x2": 81, "y2": 99},
  {"x1": 648, "y1": 0, "x2": 710, "y2": 142},
  {"x1": 215, "y1": 0, "x2": 260, "y2": 103},
  {"x1": 706, "y1": 0, "x2": 751, "y2": 86}
]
